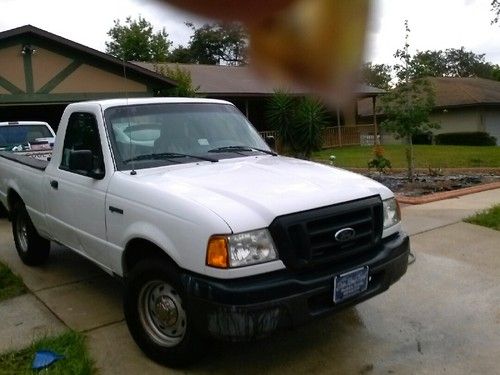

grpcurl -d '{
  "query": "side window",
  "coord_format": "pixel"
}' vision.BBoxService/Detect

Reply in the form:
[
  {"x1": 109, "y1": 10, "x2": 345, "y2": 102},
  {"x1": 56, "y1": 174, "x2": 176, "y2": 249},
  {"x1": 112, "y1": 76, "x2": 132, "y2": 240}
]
[{"x1": 60, "y1": 113, "x2": 105, "y2": 176}]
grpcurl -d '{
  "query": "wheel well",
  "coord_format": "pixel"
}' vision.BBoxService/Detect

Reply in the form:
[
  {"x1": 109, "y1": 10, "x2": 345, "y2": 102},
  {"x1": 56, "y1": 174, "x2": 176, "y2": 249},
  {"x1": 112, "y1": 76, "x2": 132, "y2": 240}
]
[
  {"x1": 7, "y1": 189, "x2": 23, "y2": 212},
  {"x1": 122, "y1": 239, "x2": 178, "y2": 277}
]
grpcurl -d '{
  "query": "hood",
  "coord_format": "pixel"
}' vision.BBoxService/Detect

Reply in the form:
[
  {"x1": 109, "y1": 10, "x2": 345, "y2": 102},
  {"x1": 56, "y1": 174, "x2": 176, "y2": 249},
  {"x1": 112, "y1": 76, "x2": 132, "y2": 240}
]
[{"x1": 134, "y1": 156, "x2": 393, "y2": 233}]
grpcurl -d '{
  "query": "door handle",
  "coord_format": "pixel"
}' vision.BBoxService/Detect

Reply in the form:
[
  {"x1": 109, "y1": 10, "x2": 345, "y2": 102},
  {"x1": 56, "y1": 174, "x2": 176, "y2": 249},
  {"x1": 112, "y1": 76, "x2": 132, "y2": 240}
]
[{"x1": 50, "y1": 180, "x2": 58, "y2": 189}]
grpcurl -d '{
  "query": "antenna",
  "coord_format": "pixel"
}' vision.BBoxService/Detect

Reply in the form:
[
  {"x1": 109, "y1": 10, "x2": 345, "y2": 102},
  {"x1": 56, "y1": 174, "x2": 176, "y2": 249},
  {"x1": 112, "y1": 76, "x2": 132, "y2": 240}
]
[{"x1": 122, "y1": 55, "x2": 136, "y2": 175}]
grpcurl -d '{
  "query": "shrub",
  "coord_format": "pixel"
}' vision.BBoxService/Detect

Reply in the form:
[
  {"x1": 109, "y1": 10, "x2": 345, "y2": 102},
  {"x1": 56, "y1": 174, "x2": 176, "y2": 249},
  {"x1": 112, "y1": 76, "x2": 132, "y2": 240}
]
[
  {"x1": 412, "y1": 131, "x2": 433, "y2": 145},
  {"x1": 435, "y1": 132, "x2": 496, "y2": 146},
  {"x1": 266, "y1": 91, "x2": 328, "y2": 158},
  {"x1": 368, "y1": 145, "x2": 392, "y2": 173}
]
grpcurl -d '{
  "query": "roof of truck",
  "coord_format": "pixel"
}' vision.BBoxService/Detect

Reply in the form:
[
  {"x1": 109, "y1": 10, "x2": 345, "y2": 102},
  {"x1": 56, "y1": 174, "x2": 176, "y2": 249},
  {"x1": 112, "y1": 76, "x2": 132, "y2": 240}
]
[{"x1": 74, "y1": 97, "x2": 233, "y2": 111}]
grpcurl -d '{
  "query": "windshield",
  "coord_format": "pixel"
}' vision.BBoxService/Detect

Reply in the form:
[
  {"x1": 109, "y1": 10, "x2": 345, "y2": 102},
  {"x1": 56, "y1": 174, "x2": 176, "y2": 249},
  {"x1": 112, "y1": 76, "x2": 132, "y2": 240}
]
[
  {"x1": 0, "y1": 125, "x2": 53, "y2": 149},
  {"x1": 104, "y1": 103, "x2": 272, "y2": 170}
]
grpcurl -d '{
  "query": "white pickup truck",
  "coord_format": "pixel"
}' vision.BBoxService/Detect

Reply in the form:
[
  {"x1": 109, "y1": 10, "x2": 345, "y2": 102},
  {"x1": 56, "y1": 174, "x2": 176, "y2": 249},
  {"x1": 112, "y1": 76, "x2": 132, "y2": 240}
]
[{"x1": 0, "y1": 98, "x2": 409, "y2": 366}]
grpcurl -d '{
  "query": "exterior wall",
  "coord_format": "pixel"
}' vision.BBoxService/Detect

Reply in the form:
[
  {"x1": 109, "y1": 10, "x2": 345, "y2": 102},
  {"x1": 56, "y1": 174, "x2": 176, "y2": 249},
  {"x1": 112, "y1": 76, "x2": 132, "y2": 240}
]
[
  {"x1": 0, "y1": 44, "x2": 26, "y2": 90},
  {"x1": 0, "y1": 39, "x2": 154, "y2": 104},
  {"x1": 430, "y1": 109, "x2": 481, "y2": 134},
  {"x1": 52, "y1": 64, "x2": 146, "y2": 94},
  {"x1": 381, "y1": 107, "x2": 500, "y2": 145},
  {"x1": 32, "y1": 47, "x2": 72, "y2": 91}
]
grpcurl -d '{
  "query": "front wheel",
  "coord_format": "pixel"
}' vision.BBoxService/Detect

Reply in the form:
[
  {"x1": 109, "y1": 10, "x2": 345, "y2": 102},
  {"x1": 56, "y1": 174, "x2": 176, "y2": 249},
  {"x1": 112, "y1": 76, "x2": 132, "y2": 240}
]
[
  {"x1": 12, "y1": 203, "x2": 50, "y2": 266},
  {"x1": 123, "y1": 259, "x2": 198, "y2": 367}
]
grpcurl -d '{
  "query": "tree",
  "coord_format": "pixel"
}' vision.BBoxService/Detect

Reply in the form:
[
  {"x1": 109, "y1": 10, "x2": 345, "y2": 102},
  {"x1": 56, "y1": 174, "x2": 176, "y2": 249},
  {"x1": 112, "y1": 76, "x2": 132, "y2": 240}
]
[
  {"x1": 401, "y1": 47, "x2": 496, "y2": 80},
  {"x1": 492, "y1": 0, "x2": 500, "y2": 24},
  {"x1": 170, "y1": 22, "x2": 248, "y2": 65},
  {"x1": 169, "y1": 46, "x2": 195, "y2": 64},
  {"x1": 408, "y1": 50, "x2": 448, "y2": 79},
  {"x1": 106, "y1": 16, "x2": 172, "y2": 62},
  {"x1": 266, "y1": 91, "x2": 328, "y2": 159},
  {"x1": 361, "y1": 63, "x2": 392, "y2": 90},
  {"x1": 444, "y1": 48, "x2": 494, "y2": 78},
  {"x1": 154, "y1": 65, "x2": 200, "y2": 97},
  {"x1": 381, "y1": 20, "x2": 438, "y2": 181},
  {"x1": 293, "y1": 97, "x2": 329, "y2": 158}
]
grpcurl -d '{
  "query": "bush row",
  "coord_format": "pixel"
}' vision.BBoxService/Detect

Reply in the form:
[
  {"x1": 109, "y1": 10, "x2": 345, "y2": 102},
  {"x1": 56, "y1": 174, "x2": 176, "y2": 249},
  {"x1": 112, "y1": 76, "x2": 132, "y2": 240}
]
[{"x1": 412, "y1": 132, "x2": 497, "y2": 146}]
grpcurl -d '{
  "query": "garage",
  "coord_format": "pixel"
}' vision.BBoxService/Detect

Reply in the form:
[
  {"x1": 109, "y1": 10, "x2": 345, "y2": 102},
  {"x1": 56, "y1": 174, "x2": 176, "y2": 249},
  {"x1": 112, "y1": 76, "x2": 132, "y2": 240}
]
[{"x1": 0, "y1": 25, "x2": 175, "y2": 132}]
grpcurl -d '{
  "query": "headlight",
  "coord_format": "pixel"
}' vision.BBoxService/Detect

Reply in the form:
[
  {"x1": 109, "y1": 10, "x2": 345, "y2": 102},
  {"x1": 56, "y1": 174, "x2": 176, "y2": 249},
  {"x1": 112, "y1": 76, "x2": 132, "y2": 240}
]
[
  {"x1": 383, "y1": 198, "x2": 401, "y2": 229},
  {"x1": 207, "y1": 229, "x2": 278, "y2": 268}
]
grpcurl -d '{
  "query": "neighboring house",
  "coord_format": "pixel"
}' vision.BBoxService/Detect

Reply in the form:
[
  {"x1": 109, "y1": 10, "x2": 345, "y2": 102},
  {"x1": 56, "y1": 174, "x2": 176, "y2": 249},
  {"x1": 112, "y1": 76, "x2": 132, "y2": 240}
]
[
  {"x1": 358, "y1": 77, "x2": 500, "y2": 145},
  {"x1": 0, "y1": 25, "x2": 176, "y2": 130},
  {"x1": 135, "y1": 62, "x2": 386, "y2": 147}
]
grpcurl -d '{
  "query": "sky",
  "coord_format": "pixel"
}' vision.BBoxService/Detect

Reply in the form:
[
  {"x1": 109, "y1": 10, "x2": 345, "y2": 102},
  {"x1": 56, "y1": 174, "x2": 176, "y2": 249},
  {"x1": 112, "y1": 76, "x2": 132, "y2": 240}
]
[{"x1": 0, "y1": 0, "x2": 499, "y2": 66}]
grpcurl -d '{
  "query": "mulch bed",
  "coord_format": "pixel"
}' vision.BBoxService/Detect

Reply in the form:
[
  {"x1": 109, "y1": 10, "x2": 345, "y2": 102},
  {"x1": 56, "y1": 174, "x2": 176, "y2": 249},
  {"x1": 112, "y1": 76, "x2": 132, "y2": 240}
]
[{"x1": 357, "y1": 168, "x2": 500, "y2": 205}]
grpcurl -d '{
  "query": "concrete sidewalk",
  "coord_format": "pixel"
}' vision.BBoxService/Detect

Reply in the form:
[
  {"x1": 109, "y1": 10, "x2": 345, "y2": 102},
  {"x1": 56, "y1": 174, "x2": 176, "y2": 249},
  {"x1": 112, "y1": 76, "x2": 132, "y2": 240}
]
[{"x1": 0, "y1": 189, "x2": 499, "y2": 374}]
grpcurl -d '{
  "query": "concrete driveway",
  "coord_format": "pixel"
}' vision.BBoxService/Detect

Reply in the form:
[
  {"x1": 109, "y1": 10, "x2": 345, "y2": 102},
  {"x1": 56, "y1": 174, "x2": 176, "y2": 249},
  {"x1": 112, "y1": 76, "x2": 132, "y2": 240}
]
[{"x1": 0, "y1": 189, "x2": 499, "y2": 374}]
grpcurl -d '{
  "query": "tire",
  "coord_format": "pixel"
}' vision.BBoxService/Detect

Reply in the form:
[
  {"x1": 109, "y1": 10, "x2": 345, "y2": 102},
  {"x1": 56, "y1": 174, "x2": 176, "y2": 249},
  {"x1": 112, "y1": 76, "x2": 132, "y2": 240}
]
[
  {"x1": 124, "y1": 259, "x2": 198, "y2": 367},
  {"x1": 12, "y1": 203, "x2": 50, "y2": 266}
]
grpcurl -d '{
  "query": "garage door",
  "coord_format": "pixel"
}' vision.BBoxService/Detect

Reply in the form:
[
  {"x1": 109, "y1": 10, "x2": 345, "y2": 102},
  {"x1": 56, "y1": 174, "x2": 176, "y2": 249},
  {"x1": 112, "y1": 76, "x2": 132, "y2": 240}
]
[{"x1": 484, "y1": 112, "x2": 500, "y2": 146}]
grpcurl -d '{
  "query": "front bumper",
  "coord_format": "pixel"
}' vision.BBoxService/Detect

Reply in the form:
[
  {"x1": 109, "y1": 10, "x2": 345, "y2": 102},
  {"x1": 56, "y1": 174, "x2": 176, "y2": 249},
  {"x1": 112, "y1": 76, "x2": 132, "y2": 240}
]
[{"x1": 182, "y1": 232, "x2": 410, "y2": 341}]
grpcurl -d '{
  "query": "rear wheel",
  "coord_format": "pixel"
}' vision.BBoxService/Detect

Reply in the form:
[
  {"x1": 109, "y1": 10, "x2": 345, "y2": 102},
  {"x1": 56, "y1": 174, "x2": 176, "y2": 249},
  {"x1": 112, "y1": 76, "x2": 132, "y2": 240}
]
[
  {"x1": 124, "y1": 259, "x2": 198, "y2": 367},
  {"x1": 12, "y1": 203, "x2": 50, "y2": 266}
]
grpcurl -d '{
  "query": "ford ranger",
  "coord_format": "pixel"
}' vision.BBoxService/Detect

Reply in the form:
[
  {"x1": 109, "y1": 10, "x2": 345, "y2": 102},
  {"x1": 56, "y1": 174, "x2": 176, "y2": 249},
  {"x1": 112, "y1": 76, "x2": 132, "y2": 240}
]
[{"x1": 0, "y1": 98, "x2": 409, "y2": 366}]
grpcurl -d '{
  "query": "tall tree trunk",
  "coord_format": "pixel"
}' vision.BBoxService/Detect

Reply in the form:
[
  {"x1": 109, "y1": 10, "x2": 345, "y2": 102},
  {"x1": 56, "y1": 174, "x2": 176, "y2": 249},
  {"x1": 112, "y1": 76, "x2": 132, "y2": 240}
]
[{"x1": 406, "y1": 135, "x2": 414, "y2": 181}]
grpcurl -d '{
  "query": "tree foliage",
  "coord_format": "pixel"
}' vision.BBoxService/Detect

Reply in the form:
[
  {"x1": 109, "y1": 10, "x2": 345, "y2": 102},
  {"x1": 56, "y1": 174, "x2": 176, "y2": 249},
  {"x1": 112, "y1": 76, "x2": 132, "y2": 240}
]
[
  {"x1": 106, "y1": 16, "x2": 172, "y2": 62},
  {"x1": 361, "y1": 63, "x2": 392, "y2": 90},
  {"x1": 397, "y1": 47, "x2": 499, "y2": 80},
  {"x1": 492, "y1": 0, "x2": 500, "y2": 24},
  {"x1": 381, "y1": 20, "x2": 438, "y2": 181},
  {"x1": 266, "y1": 91, "x2": 328, "y2": 159},
  {"x1": 154, "y1": 65, "x2": 200, "y2": 97},
  {"x1": 170, "y1": 22, "x2": 248, "y2": 65}
]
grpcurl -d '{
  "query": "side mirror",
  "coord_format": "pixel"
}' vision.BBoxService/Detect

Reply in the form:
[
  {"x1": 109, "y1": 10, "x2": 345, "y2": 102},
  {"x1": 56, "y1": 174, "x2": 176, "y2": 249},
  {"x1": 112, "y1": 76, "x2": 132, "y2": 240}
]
[
  {"x1": 68, "y1": 150, "x2": 104, "y2": 179},
  {"x1": 265, "y1": 136, "x2": 276, "y2": 151}
]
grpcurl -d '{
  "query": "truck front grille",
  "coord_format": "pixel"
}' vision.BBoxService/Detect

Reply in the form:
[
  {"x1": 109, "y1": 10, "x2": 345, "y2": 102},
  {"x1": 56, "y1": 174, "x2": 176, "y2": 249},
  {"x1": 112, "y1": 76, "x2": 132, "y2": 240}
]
[{"x1": 268, "y1": 196, "x2": 383, "y2": 270}]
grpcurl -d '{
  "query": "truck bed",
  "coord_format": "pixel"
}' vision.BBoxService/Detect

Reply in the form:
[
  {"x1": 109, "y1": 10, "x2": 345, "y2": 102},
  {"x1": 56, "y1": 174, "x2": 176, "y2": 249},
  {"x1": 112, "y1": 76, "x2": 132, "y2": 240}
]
[{"x1": 0, "y1": 151, "x2": 49, "y2": 171}]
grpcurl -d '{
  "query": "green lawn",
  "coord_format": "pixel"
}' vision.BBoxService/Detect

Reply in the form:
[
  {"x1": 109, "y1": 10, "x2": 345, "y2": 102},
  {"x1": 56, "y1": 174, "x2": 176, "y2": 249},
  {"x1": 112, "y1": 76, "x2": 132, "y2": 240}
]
[
  {"x1": 465, "y1": 204, "x2": 500, "y2": 231},
  {"x1": 0, "y1": 331, "x2": 95, "y2": 375},
  {"x1": 313, "y1": 145, "x2": 500, "y2": 169},
  {"x1": 0, "y1": 261, "x2": 26, "y2": 302}
]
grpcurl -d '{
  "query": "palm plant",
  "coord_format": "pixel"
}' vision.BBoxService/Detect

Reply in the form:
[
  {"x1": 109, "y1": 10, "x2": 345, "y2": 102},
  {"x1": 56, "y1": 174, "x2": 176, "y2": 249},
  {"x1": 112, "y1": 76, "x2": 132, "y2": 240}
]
[{"x1": 266, "y1": 91, "x2": 328, "y2": 158}]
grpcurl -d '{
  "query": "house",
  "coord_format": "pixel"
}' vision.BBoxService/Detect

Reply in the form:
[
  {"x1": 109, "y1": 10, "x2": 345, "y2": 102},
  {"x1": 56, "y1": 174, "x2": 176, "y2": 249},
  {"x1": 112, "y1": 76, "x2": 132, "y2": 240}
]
[
  {"x1": 358, "y1": 77, "x2": 500, "y2": 145},
  {"x1": 0, "y1": 25, "x2": 176, "y2": 130},
  {"x1": 135, "y1": 62, "x2": 386, "y2": 147},
  {"x1": 0, "y1": 24, "x2": 386, "y2": 147},
  {"x1": 429, "y1": 77, "x2": 500, "y2": 144}
]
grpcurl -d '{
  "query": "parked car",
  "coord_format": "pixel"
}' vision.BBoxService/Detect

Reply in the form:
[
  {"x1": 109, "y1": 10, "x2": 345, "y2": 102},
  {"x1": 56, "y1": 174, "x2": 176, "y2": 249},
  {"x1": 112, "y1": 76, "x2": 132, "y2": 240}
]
[
  {"x1": 0, "y1": 121, "x2": 55, "y2": 152},
  {"x1": 0, "y1": 98, "x2": 409, "y2": 367}
]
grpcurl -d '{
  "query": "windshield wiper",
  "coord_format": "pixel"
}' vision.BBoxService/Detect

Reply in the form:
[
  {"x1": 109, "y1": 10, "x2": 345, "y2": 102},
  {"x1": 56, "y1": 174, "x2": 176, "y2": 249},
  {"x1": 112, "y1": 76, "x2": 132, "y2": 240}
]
[
  {"x1": 207, "y1": 145, "x2": 277, "y2": 156},
  {"x1": 124, "y1": 152, "x2": 218, "y2": 164}
]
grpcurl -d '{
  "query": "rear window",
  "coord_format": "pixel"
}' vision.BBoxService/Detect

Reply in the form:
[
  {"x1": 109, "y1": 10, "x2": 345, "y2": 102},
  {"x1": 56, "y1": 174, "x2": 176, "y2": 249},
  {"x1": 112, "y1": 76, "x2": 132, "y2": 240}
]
[{"x1": 0, "y1": 125, "x2": 53, "y2": 147}]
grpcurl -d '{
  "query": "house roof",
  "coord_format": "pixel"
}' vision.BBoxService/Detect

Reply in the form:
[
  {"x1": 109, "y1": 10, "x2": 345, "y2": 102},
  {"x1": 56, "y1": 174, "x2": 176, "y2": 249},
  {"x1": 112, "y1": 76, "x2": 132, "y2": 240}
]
[
  {"x1": 358, "y1": 77, "x2": 500, "y2": 116},
  {"x1": 134, "y1": 62, "x2": 385, "y2": 97},
  {"x1": 0, "y1": 25, "x2": 177, "y2": 88},
  {"x1": 429, "y1": 77, "x2": 500, "y2": 108}
]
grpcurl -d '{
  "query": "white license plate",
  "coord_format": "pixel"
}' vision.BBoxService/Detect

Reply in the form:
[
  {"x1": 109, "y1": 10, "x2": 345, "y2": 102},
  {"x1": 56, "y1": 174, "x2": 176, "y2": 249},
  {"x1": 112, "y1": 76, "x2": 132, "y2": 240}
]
[{"x1": 333, "y1": 267, "x2": 369, "y2": 303}]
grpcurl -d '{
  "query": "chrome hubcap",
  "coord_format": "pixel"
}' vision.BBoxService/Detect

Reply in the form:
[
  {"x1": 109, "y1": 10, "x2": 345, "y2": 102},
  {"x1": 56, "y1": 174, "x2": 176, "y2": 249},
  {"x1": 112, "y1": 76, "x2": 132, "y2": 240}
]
[
  {"x1": 16, "y1": 215, "x2": 28, "y2": 253},
  {"x1": 138, "y1": 280, "x2": 186, "y2": 347}
]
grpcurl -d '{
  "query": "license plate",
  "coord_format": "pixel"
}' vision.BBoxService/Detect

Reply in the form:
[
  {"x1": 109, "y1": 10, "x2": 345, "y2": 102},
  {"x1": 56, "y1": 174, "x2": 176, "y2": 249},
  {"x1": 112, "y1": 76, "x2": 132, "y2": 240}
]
[{"x1": 333, "y1": 267, "x2": 369, "y2": 303}]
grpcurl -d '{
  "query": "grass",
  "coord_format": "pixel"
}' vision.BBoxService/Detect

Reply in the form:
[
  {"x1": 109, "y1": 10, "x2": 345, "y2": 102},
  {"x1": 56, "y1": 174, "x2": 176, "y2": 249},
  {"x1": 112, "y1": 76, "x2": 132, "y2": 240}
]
[
  {"x1": 465, "y1": 204, "x2": 500, "y2": 231},
  {"x1": 0, "y1": 331, "x2": 95, "y2": 375},
  {"x1": 313, "y1": 145, "x2": 500, "y2": 169},
  {"x1": 0, "y1": 261, "x2": 26, "y2": 302}
]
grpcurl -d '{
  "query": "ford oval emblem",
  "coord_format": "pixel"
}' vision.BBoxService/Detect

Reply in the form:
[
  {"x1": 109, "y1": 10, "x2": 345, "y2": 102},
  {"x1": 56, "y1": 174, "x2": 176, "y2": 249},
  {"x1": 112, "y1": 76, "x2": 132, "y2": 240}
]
[{"x1": 335, "y1": 228, "x2": 356, "y2": 242}]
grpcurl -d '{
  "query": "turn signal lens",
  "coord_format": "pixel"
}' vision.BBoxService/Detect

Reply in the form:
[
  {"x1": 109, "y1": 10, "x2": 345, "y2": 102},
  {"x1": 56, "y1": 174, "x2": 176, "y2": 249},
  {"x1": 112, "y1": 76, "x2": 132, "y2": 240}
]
[{"x1": 206, "y1": 236, "x2": 229, "y2": 268}]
